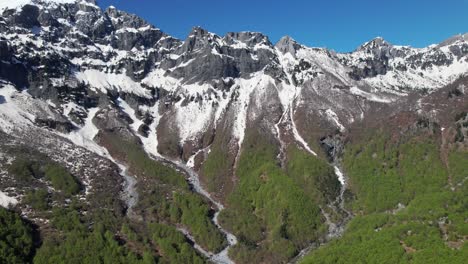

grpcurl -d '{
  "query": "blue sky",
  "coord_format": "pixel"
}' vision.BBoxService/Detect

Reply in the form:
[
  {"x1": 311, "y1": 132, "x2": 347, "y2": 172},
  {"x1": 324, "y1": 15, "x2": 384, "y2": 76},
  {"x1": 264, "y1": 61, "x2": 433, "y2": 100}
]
[{"x1": 97, "y1": 0, "x2": 468, "y2": 52}]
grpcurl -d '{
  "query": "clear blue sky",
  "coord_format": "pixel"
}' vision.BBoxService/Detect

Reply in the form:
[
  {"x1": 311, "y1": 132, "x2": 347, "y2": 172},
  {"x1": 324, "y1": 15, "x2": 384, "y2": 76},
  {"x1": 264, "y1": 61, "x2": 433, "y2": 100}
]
[{"x1": 97, "y1": 0, "x2": 468, "y2": 52}]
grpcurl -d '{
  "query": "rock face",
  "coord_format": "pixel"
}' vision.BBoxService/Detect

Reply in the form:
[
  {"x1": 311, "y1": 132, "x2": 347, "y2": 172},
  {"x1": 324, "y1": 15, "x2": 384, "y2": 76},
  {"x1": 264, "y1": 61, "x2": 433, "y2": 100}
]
[
  {"x1": 0, "y1": 0, "x2": 466, "y2": 182},
  {"x1": 0, "y1": 1, "x2": 467, "y2": 263},
  {"x1": 0, "y1": 0, "x2": 466, "y2": 191}
]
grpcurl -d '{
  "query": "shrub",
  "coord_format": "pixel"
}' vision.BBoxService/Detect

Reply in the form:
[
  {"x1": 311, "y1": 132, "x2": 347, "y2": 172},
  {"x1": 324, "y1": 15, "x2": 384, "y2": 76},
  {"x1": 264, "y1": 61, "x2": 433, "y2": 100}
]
[
  {"x1": 8, "y1": 158, "x2": 42, "y2": 183},
  {"x1": 24, "y1": 189, "x2": 49, "y2": 211},
  {"x1": 44, "y1": 164, "x2": 80, "y2": 196}
]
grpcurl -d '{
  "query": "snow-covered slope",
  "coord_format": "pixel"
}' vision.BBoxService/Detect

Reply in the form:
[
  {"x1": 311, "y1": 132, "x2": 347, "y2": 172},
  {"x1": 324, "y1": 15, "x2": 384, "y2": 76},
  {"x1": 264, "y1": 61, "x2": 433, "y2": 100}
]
[
  {"x1": 0, "y1": 0, "x2": 79, "y2": 11},
  {"x1": 1, "y1": 0, "x2": 466, "y2": 192},
  {"x1": 0, "y1": 0, "x2": 466, "y2": 179}
]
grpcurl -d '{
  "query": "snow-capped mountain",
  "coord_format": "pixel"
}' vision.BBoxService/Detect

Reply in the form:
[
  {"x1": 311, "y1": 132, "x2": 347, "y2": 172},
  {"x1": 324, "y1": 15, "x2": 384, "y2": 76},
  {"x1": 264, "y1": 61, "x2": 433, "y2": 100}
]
[
  {"x1": 0, "y1": 1, "x2": 467, "y2": 263},
  {"x1": 2, "y1": 0, "x2": 467, "y2": 156}
]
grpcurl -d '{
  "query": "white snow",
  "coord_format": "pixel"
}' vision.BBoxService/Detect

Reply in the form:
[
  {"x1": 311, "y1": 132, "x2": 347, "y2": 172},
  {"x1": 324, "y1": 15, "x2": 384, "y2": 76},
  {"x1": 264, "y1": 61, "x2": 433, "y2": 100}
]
[
  {"x1": 0, "y1": 85, "x2": 59, "y2": 133},
  {"x1": 75, "y1": 69, "x2": 152, "y2": 98},
  {"x1": 290, "y1": 111, "x2": 318, "y2": 156},
  {"x1": 0, "y1": 85, "x2": 34, "y2": 133},
  {"x1": 334, "y1": 166, "x2": 346, "y2": 186},
  {"x1": 66, "y1": 108, "x2": 107, "y2": 156},
  {"x1": 230, "y1": 40, "x2": 248, "y2": 50},
  {"x1": 175, "y1": 100, "x2": 214, "y2": 144},
  {"x1": 139, "y1": 103, "x2": 163, "y2": 158},
  {"x1": 117, "y1": 99, "x2": 144, "y2": 132},
  {"x1": 142, "y1": 70, "x2": 234, "y2": 145},
  {"x1": 117, "y1": 98, "x2": 163, "y2": 160},
  {"x1": 172, "y1": 58, "x2": 196, "y2": 69},
  {"x1": 231, "y1": 73, "x2": 269, "y2": 160},
  {"x1": 0, "y1": 191, "x2": 18, "y2": 208},
  {"x1": 186, "y1": 146, "x2": 211, "y2": 168},
  {"x1": 61, "y1": 101, "x2": 81, "y2": 117},
  {"x1": 0, "y1": 0, "x2": 76, "y2": 11},
  {"x1": 324, "y1": 109, "x2": 345, "y2": 132},
  {"x1": 349, "y1": 86, "x2": 393, "y2": 103},
  {"x1": 142, "y1": 69, "x2": 180, "y2": 93},
  {"x1": 115, "y1": 27, "x2": 139, "y2": 34}
]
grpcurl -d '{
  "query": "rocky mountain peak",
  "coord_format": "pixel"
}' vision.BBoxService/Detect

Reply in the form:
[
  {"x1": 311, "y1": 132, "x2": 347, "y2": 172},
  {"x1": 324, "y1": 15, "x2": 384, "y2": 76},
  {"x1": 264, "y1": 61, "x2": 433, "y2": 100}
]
[
  {"x1": 275, "y1": 35, "x2": 303, "y2": 56},
  {"x1": 188, "y1": 26, "x2": 210, "y2": 37},
  {"x1": 357, "y1": 36, "x2": 393, "y2": 52},
  {"x1": 224, "y1": 31, "x2": 271, "y2": 48},
  {"x1": 437, "y1": 32, "x2": 468, "y2": 47},
  {"x1": 0, "y1": 0, "x2": 81, "y2": 12},
  {"x1": 179, "y1": 26, "x2": 223, "y2": 53}
]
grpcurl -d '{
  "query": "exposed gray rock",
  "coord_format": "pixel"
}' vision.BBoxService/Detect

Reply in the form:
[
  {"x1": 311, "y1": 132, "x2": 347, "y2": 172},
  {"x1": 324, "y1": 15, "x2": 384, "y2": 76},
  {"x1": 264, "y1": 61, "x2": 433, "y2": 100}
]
[{"x1": 275, "y1": 36, "x2": 303, "y2": 56}]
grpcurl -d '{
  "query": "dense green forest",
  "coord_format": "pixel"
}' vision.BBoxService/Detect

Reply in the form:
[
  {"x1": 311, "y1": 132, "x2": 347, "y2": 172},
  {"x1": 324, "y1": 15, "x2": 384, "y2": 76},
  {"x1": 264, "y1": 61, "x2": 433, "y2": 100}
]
[
  {"x1": 301, "y1": 130, "x2": 468, "y2": 263},
  {"x1": 217, "y1": 129, "x2": 340, "y2": 263}
]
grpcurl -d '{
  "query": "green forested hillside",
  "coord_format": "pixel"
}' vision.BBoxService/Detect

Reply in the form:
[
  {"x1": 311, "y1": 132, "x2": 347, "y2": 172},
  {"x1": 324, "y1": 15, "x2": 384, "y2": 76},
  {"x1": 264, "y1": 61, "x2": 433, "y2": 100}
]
[
  {"x1": 218, "y1": 129, "x2": 340, "y2": 263},
  {"x1": 302, "y1": 129, "x2": 468, "y2": 264}
]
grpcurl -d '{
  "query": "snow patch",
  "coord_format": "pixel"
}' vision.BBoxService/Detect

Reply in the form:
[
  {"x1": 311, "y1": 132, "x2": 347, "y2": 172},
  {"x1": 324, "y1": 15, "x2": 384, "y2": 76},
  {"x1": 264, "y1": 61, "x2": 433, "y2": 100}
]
[
  {"x1": 290, "y1": 111, "x2": 317, "y2": 156},
  {"x1": 0, "y1": 85, "x2": 58, "y2": 133},
  {"x1": 66, "y1": 108, "x2": 107, "y2": 157},
  {"x1": 334, "y1": 166, "x2": 346, "y2": 186},
  {"x1": 0, "y1": 191, "x2": 18, "y2": 208},
  {"x1": 0, "y1": 0, "x2": 76, "y2": 11},
  {"x1": 0, "y1": 86, "x2": 34, "y2": 132},
  {"x1": 117, "y1": 99, "x2": 144, "y2": 132},
  {"x1": 350, "y1": 86, "x2": 393, "y2": 103},
  {"x1": 324, "y1": 109, "x2": 345, "y2": 132},
  {"x1": 75, "y1": 69, "x2": 152, "y2": 98},
  {"x1": 231, "y1": 73, "x2": 269, "y2": 160},
  {"x1": 175, "y1": 100, "x2": 214, "y2": 144}
]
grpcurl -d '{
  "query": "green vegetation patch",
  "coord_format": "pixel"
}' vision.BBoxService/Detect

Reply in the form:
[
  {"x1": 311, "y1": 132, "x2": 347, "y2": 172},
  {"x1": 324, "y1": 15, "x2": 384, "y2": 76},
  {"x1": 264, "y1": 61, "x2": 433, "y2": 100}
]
[
  {"x1": 104, "y1": 134, "x2": 187, "y2": 188},
  {"x1": 148, "y1": 223, "x2": 206, "y2": 264},
  {"x1": 302, "y1": 129, "x2": 468, "y2": 264},
  {"x1": 44, "y1": 164, "x2": 80, "y2": 196},
  {"x1": 448, "y1": 151, "x2": 468, "y2": 185},
  {"x1": 201, "y1": 142, "x2": 234, "y2": 194},
  {"x1": 219, "y1": 130, "x2": 338, "y2": 263},
  {"x1": 8, "y1": 157, "x2": 81, "y2": 197},
  {"x1": 286, "y1": 146, "x2": 340, "y2": 204},
  {"x1": 343, "y1": 132, "x2": 447, "y2": 213},
  {"x1": 24, "y1": 189, "x2": 50, "y2": 211},
  {"x1": 0, "y1": 208, "x2": 34, "y2": 264},
  {"x1": 171, "y1": 192, "x2": 227, "y2": 252},
  {"x1": 7, "y1": 158, "x2": 43, "y2": 183}
]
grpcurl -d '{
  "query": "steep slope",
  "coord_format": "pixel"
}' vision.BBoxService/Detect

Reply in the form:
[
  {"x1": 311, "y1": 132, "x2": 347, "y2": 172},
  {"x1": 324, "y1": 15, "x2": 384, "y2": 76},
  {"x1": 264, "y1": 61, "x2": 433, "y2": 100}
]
[{"x1": 0, "y1": 0, "x2": 467, "y2": 263}]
